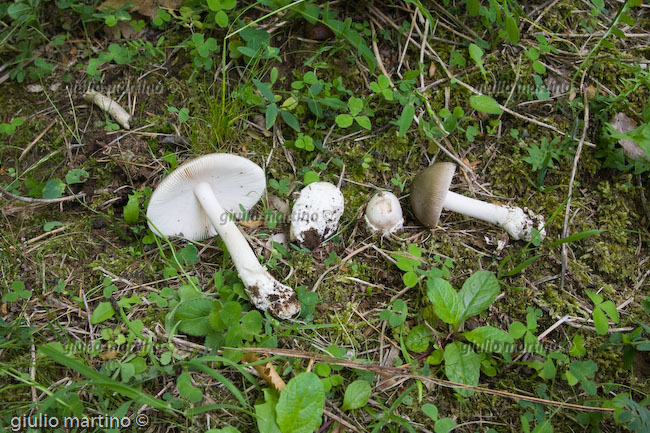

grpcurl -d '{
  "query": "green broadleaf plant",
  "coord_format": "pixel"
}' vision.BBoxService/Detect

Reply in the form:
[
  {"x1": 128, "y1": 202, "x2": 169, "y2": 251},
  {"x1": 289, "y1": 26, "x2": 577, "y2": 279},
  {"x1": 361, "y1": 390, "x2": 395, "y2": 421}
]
[
  {"x1": 426, "y1": 270, "x2": 500, "y2": 331},
  {"x1": 586, "y1": 290, "x2": 619, "y2": 335},
  {"x1": 276, "y1": 372, "x2": 325, "y2": 433},
  {"x1": 341, "y1": 380, "x2": 371, "y2": 411}
]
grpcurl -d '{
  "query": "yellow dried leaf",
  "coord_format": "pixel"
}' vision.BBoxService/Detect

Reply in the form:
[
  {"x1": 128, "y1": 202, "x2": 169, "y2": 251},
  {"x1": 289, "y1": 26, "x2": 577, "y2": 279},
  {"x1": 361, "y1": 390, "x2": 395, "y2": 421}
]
[{"x1": 242, "y1": 352, "x2": 286, "y2": 391}]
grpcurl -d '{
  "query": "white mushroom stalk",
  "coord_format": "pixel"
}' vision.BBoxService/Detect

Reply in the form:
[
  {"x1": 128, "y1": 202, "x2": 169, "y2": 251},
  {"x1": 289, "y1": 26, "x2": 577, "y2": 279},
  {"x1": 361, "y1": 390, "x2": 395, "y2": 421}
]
[
  {"x1": 147, "y1": 154, "x2": 300, "y2": 319},
  {"x1": 83, "y1": 90, "x2": 131, "y2": 130},
  {"x1": 365, "y1": 191, "x2": 404, "y2": 236},
  {"x1": 410, "y1": 162, "x2": 545, "y2": 242},
  {"x1": 193, "y1": 183, "x2": 299, "y2": 318},
  {"x1": 442, "y1": 191, "x2": 545, "y2": 241}
]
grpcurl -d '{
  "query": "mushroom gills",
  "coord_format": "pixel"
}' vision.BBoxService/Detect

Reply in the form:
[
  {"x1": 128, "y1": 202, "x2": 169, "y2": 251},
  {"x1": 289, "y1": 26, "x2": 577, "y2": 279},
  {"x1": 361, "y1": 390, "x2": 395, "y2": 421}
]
[{"x1": 146, "y1": 154, "x2": 300, "y2": 320}]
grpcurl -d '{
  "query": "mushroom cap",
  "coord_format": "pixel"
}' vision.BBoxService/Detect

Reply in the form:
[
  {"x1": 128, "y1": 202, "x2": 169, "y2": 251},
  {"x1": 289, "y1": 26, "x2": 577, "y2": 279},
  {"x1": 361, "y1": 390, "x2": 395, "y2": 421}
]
[
  {"x1": 290, "y1": 182, "x2": 344, "y2": 249},
  {"x1": 410, "y1": 162, "x2": 456, "y2": 228},
  {"x1": 365, "y1": 191, "x2": 404, "y2": 235},
  {"x1": 147, "y1": 153, "x2": 265, "y2": 240}
]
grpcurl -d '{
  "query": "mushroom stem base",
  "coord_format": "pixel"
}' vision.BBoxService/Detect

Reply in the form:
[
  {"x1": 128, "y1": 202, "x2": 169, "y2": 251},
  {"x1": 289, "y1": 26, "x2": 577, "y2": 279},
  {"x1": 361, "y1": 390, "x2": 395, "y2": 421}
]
[
  {"x1": 443, "y1": 191, "x2": 545, "y2": 241},
  {"x1": 194, "y1": 182, "x2": 300, "y2": 319}
]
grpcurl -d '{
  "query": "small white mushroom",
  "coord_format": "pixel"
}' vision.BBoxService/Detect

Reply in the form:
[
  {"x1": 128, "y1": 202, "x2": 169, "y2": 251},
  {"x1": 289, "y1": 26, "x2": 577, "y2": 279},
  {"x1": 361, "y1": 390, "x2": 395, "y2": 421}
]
[
  {"x1": 83, "y1": 90, "x2": 131, "y2": 129},
  {"x1": 410, "y1": 162, "x2": 545, "y2": 241},
  {"x1": 290, "y1": 182, "x2": 344, "y2": 249},
  {"x1": 146, "y1": 153, "x2": 300, "y2": 319},
  {"x1": 365, "y1": 191, "x2": 404, "y2": 236}
]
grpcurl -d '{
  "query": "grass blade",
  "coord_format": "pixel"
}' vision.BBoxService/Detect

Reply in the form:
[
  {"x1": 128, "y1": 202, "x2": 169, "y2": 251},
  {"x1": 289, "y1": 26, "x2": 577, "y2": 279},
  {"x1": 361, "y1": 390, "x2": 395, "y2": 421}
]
[
  {"x1": 503, "y1": 254, "x2": 544, "y2": 277},
  {"x1": 39, "y1": 343, "x2": 172, "y2": 412},
  {"x1": 185, "y1": 360, "x2": 249, "y2": 408},
  {"x1": 546, "y1": 230, "x2": 605, "y2": 248}
]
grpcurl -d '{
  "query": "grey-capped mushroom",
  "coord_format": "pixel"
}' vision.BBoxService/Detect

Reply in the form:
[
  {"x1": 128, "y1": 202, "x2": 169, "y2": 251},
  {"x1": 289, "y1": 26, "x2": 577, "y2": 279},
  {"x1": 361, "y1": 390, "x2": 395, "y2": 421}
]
[
  {"x1": 290, "y1": 182, "x2": 344, "y2": 249},
  {"x1": 365, "y1": 191, "x2": 404, "y2": 236},
  {"x1": 410, "y1": 162, "x2": 545, "y2": 241},
  {"x1": 146, "y1": 153, "x2": 300, "y2": 319}
]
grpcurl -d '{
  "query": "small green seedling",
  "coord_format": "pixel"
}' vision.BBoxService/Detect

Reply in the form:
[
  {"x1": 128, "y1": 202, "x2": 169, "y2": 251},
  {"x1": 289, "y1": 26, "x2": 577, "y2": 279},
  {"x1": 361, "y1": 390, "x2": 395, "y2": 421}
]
[
  {"x1": 585, "y1": 290, "x2": 619, "y2": 335},
  {"x1": 2, "y1": 280, "x2": 31, "y2": 302},
  {"x1": 207, "y1": 0, "x2": 236, "y2": 27},
  {"x1": 425, "y1": 270, "x2": 500, "y2": 331},
  {"x1": 0, "y1": 117, "x2": 24, "y2": 135},
  {"x1": 168, "y1": 106, "x2": 190, "y2": 123},
  {"x1": 380, "y1": 299, "x2": 408, "y2": 328},
  {"x1": 335, "y1": 97, "x2": 371, "y2": 130}
]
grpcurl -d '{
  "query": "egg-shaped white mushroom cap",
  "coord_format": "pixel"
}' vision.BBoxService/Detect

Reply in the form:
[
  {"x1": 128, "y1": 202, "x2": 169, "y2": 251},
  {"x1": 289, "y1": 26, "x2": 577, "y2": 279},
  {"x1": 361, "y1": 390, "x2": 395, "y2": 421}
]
[
  {"x1": 147, "y1": 154, "x2": 265, "y2": 240},
  {"x1": 290, "y1": 182, "x2": 344, "y2": 250},
  {"x1": 365, "y1": 191, "x2": 404, "y2": 236}
]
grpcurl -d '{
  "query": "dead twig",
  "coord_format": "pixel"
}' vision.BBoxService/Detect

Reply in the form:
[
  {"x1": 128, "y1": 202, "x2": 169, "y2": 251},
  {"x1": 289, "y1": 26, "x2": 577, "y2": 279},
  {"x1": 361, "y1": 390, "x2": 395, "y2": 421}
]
[
  {"x1": 233, "y1": 347, "x2": 615, "y2": 414},
  {"x1": 19, "y1": 119, "x2": 57, "y2": 161},
  {"x1": 560, "y1": 91, "x2": 589, "y2": 291},
  {"x1": 26, "y1": 225, "x2": 67, "y2": 244},
  {"x1": 0, "y1": 186, "x2": 87, "y2": 204}
]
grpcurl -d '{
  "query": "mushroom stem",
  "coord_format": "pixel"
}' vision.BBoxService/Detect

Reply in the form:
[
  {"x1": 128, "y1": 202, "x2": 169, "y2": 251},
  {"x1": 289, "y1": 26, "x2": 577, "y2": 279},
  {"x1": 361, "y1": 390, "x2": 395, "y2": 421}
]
[
  {"x1": 193, "y1": 182, "x2": 299, "y2": 319},
  {"x1": 83, "y1": 90, "x2": 131, "y2": 129},
  {"x1": 443, "y1": 191, "x2": 545, "y2": 241}
]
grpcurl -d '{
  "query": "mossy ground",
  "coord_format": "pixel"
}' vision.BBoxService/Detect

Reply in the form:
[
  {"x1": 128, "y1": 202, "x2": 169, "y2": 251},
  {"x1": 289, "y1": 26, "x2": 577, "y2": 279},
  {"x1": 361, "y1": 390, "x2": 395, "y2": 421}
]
[{"x1": 1, "y1": 1, "x2": 649, "y2": 432}]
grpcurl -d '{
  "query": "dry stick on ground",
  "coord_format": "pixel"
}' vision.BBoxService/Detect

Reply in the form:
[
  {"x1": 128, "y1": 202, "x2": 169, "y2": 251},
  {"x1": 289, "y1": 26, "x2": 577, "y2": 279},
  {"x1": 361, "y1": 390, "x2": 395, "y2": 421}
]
[
  {"x1": 19, "y1": 119, "x2": 57, "y2": 161},
  {"x1": 0, "y1": 186, "x2": 87, "y2": 204},
  {"x1": 234, "y1": 347, "x2": 614, "y2": 414},
  {"x1": 369, "y1": 21, "x2": 393, "y2": 87},
  {"x1": 560, "y1": 92, "x2": 589, "y2": 291},
  {"x1": 83, "y1": 91, "x2": 131, "y2": 130},
  {"x1": 25, "y1": 225, "x2": 67, "y2": 244}
]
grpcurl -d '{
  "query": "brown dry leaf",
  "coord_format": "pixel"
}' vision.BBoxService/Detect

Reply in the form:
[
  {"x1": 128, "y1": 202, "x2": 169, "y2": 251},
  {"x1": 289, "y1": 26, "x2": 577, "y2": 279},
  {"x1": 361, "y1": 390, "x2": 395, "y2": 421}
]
[
  {"x1": 460, "y1": 158, "x2": 481, "y2": 170},
  {"x1": 428, "y1": 62, "x2": 436, "y2": 79},
  {"x1": 136, "y1": 0, "x2": 182, "y2": 18},
  {"x1": 239, "y1": 220, "x2": 264, "y2": 228},
  {"x1": 100, "y1": 350, "x2": 119, "y2": 360},
  {"x1": 99, "y1": 0, "x2": 181, "y2": 18},
  {"x1": 610, "y1": 112, "x2": 646, "y2": 161},
  {"x1": 242, "y1": 352, "x2": 286, "y2": 391},
  {"x1": 103, "y1": 20, "x2": 140, "y2": 40}
]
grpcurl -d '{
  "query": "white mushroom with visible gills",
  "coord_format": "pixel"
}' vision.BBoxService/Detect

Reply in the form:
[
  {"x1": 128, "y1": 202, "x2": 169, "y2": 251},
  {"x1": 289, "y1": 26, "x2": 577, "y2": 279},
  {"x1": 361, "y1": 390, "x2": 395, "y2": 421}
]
[
  {"x1": 290, "y1": 182, "x2": 344, "y2": 250},
  {"x1": 365, "y1": 191, "x2": 404, "y2": 236},
  {"x1": 146, "y1": 153, "x2": 300, "y2": 319},
  {"x1": 410, "y1": 162, "x2": 545, "y2": 241}
]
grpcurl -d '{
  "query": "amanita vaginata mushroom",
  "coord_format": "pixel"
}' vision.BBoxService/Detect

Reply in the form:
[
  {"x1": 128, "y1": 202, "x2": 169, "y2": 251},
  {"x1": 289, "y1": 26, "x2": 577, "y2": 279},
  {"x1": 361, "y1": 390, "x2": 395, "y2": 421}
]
[
  {"x1": 365, "y1": 191, "x2": 404, "y2": 236},
  {"x1": 290, "y1": 182, "x2": 344, "y2": 250},
  {"x1": 410, "y1": 162, "x2": 546, "y2": 241},
  {"x1": 147, "y1": 154, "x2": 300, "y2": 319}
]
